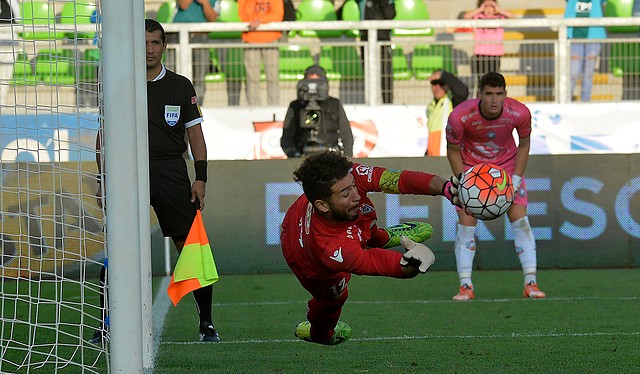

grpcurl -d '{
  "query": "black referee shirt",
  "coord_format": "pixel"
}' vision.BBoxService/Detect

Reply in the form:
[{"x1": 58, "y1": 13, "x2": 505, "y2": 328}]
[{"x1": 147, "y1": 67, "x2": 203, "y2": 160}]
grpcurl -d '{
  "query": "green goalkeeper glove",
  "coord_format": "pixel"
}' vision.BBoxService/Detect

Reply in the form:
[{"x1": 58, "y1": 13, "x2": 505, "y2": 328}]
[{"x1": 399, "y1": 236, "x2": 435, "y2": 273}]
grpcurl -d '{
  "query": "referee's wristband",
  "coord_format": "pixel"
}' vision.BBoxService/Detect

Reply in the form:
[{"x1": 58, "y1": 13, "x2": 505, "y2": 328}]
[{"x1": 194, "y1": 160, "x2": 208, "y2": 183}]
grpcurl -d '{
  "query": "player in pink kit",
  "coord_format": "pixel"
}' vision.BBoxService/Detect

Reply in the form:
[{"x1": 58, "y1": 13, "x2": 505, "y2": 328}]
[
  {"x1": 281, "y1": 150, "x2": 460, "y2": 345},
  {"x1": 446, "y1": 71, "x2": 546, "y2": 301}
]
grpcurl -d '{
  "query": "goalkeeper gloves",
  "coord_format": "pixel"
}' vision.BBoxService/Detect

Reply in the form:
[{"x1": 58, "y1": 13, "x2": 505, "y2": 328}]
[
  {"x1": 442, "y1": 174, "x2": 461, "y2": 206},
  {"x1": 399, "y1": 236, "x2": 435, "y2": 273}
]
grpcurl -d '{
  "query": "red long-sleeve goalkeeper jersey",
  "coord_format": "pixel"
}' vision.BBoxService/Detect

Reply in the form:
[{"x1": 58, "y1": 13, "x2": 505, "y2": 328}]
[{"x1": 281, "y1": 163, "x2": 438, "y2": 281}]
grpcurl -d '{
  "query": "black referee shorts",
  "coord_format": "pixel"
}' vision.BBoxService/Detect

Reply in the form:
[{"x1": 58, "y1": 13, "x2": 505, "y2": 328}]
[{"x1": 149, "y1": 158, "x2": 199, "y2": 238}]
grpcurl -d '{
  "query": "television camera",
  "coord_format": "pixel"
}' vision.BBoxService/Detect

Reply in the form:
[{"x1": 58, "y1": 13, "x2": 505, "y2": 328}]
[{"x1": 296, "y1": 78, "x2": 341, "y2": 154}]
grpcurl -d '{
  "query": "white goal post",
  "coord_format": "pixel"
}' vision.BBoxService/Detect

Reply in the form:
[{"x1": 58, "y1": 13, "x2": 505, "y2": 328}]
[{"x1": 0, "y1": 0, "x2": 151, "y2": 373}]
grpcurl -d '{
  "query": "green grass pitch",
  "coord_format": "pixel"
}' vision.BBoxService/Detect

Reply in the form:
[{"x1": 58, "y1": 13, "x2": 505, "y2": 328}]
[
  {"x1": 154, "y1": 269, "x2": 639, "y2": 373},
  {"x1": 1, "y1": 269, "x2": 638, "y2": 373}
]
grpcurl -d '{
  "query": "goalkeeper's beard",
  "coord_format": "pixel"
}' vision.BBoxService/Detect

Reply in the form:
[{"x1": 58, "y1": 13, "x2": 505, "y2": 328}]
[{"x1": 327, "y1": 202, "x2": 360, "y2": 222}]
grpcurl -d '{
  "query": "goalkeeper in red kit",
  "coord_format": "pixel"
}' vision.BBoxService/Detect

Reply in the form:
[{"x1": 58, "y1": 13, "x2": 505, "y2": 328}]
[{"x1": 280, "y1": 150, "x2": 460, "y2": 345}]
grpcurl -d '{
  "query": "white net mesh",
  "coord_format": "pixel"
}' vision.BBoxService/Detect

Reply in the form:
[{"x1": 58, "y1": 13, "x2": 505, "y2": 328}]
[{"x1": 0, "y1": 1, "x2": 108, "y2": 372}]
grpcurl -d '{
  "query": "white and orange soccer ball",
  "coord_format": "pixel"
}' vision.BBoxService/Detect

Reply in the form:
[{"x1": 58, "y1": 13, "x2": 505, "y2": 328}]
[{"x1": 458, "y1": 163, "x2": 515, "y2": 220}]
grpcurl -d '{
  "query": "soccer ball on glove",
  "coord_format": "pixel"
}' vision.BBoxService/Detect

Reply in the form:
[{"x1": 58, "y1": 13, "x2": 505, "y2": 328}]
[{"x1": 458, "y1": 163, "x2": 514, "y2": 220}]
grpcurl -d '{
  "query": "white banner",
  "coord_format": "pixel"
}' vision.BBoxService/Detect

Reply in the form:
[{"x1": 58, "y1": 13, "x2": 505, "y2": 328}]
[{"x1": 200, "y1": 102, "x2": 640, "y2": 160}]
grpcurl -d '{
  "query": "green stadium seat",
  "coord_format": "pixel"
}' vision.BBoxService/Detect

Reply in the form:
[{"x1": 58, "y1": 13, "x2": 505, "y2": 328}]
[
  {"x1": 12, "y1": 52, "x2": 38, "y2": 85},
  {"x1": 60, "y1": 1, "x2": 97, "y2": 40},
  {"x1": 204, "y1": 49, "x2": 225, "y2": 82},
  {"x1": 20, "y1": 1, "x2": 64, "y2": 40},
  {"x1": 318, "y1": 47, "x2": 341, "y2": 80},
  {"x1": 609, "y1": 42, "x2": 640, "y2": 76},
  {"x1": 209, "y1": 0, "x2": 243, "y2": 39},
  {"x1": 221, "y1": 48, "x2": 245, "y2": 81},
  {"x1": 294, "y1": 0, "x2": 343, "y2": 38},
  {"x1": 604, "y1": 0, "x2": 640, "y2": 33},
  {"x1": 80, "y1": 48, "x2": 100, "y2": 83},
  {"x1": 156, "y1": 1, "x2": 177, "y2": 23},
  {"x1": 391, "y1": 46, "x2": 411, "y2": 80},
  {"x1": 340, "y1": 0, "x2": 360, "y2": 37},
  {"x1": 35, "y1": 50, "x2": 76, "y2": 85},
  {"x1": 392, "y1": 0, "x2": 433, "y2": 37},
  {"x1": 279, "y1": 46, "x2": 314, "y2": 81},
  {"x1": 411, "y1": 44, "x2": 455, "y2": 79},
  {"x1": 327, "y1": 46, "x2": 364, "y2": 79}
]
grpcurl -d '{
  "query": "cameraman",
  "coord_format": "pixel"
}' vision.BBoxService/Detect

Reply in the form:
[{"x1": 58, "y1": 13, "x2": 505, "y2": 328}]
[{"x1": 281, "y1": 65, "x2": 354, "y2": 157}]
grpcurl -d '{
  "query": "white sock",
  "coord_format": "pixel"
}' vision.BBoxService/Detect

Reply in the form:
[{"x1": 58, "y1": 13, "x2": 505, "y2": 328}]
[
  {"x1": 512, "y1": 217, "x2": 538, "y2": 285},
  {"x1": 454, "y1": 224, "x2": 476, "y2": 287},
  {"x1": 524, "y1": 273, "x2": 537, "y2": 285}
]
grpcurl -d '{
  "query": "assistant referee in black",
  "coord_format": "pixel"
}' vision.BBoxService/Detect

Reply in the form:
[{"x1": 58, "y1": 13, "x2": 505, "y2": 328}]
[{"x1": 93, "y1": 19, "x2": 219, "y2": 343}]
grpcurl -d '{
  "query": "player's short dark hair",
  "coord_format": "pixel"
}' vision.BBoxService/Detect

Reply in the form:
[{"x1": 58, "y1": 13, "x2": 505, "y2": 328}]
[
  {"x1": 293, "y1": 150, "x2": 353, "y2": 203},
  {"x1": 145, "y1": 18, "x2": 166, "y2": 43},
  {"x1": 479, "y1": 71, "x2": 506, "y2": 93}
]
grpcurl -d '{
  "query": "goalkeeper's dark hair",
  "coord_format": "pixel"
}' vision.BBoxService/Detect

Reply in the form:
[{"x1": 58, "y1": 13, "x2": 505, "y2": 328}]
[
  {"x1": 293, "y1": 150, "x2": 353, "y2": 203},
  {"x1": 478, "y1": 71, "x2": 506, "y2": 93}
]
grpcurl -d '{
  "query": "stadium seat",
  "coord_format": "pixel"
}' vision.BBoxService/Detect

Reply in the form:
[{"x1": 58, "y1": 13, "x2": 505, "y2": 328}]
[
  {"x1": 156, "y1": 1, "x2": 177, "y2": 23},
  {"x1": 20, "y1": 1, "x2": 64, "y2": 40},
  {"x1": 12, "y1": 52, "x2": 38, "y2": 85},
  {"x1": 411, "y1": 44, "x2": 455, "y2": 79},
  {"x1": 318, "y1": 47, "x2": 341, "y2": 80},
  {"x1": 209, "y1": 0, "x2": 243, "y2": 39},
  {"x1": 35, "y1": 50, "x2": 76, "y2": 85},
  {"x1": 326, "y1": 46, "x2": 364, "y2": 79},
  {"x1": 294, "y1": 0, "x2": 343, "y2": 38},
  {"x1": 279, "y1": 46, "x2": 314, "y2": 81},
  {"x1": 392, "y1": 0, "x2": 434, "y2": 37},
  {"x1": 60, "y1": 1, "x2": 97, "y2": 40},
  {"x1": 609, "y1": 42, "x2": 640, "y2": 77},
  {"x1": 204, "y1": 49, "x2": 225, "y2": 83},
  {"x1": 391, "y1": 46, "x2": 411, "y2": 80},
  {"x1": 221, "y1": 48, "x2": 245, "y2": 81},
  {"x1": 340, "y1": 0, "x2": 360, "y2": 37},
  {"x1": 604, "y1": 0, "x2": 640, "y2": 33},
  {"x1": 80, "y1": 48, "x2": 100, "y2": 83}
]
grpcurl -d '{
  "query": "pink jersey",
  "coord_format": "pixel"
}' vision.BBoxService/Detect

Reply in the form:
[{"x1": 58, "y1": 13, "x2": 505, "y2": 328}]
[
  {"x1": 281, "y1": 163, "x2": 438, "y2": 282},
  {"x1": 473, "y1": 13, "x2": 505, "y2": 56},
  {"x1": 446, "y1": 97, "x2": 531, "y2": 174}
]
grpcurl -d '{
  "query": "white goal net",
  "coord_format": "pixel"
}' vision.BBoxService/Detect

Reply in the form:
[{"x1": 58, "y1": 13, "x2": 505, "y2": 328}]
[{"x1": 0, "y1": 0, "x2": 108, "y2": 372}]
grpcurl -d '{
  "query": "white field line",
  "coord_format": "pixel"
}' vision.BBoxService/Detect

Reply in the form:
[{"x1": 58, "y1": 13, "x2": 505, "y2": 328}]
[
  {"x1": 208, "y1": 296, "x2": 638, "y2": 307},
  {"x1": 151, "y1": 276, "x2": 173, "y2": 364},
  {"x1": 153, "y1": 294, "x2": 639, "y2": 346},
  {"x1": 160, "y1": 331, "x2": 640, "y2": 345}
]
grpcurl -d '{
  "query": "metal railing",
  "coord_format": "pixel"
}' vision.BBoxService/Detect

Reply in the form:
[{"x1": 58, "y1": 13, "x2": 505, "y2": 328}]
[{"x1": 158, "y1": 17, "x2": 640, "y2": 107}]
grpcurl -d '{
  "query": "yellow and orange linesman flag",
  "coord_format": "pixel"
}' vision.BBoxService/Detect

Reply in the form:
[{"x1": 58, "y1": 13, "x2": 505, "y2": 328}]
[{"x1": 167, "y1": 210, "x2": 219, "y2": 306}]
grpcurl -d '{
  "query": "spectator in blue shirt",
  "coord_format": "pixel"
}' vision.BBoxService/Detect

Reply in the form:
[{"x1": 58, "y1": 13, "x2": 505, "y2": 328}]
[{"x1": 564, "y1": 0, "x2": 607, "y2": 102}]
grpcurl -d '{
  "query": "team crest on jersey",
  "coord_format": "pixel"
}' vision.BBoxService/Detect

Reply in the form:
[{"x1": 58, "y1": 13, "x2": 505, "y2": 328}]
[
  {"x1": 361, "y1": 203, "x2": 374, "y2": 215},
  {"x1": 164, "y1": 105, "x2": 180, "y2": 126}
]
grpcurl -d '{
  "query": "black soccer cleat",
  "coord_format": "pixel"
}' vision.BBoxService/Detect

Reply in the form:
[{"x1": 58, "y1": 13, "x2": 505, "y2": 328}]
[{"x1": 199, "y1": 321, "x2": 221, "y2": 343}]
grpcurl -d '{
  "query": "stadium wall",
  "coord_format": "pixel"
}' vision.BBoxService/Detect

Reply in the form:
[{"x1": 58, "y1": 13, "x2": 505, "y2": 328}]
[
  {"x1": 1, "y1": 155, "x2": 637, "y2": 278},
  {"x1": 152, "y1": 154, "x2": 640, "y2": 274}
]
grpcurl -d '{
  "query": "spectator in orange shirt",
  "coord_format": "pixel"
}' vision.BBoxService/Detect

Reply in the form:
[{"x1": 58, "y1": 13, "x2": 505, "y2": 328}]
[{"x1": 238, "y1": 0, "x2": 284, "y2": 106}]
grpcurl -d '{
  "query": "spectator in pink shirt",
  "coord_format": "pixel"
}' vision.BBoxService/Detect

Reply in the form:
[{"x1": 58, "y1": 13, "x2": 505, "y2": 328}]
[{"x1": 464, "y1": 0, "x2": 515, "y2": 94}]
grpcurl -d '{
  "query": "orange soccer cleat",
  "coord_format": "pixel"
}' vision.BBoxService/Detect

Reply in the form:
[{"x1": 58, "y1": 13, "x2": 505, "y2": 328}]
[
  {"x1": 523, "y1": 281, "x2": 546, "y2": 298},
  {"x1": 452, "y1": 284, "x2": 475, "y2": 301}
]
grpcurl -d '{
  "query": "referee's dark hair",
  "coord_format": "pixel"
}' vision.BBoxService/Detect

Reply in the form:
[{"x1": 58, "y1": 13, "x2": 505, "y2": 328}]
[{"x1": 145, "y1": 18, "x2": 166, "y2": 43}]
